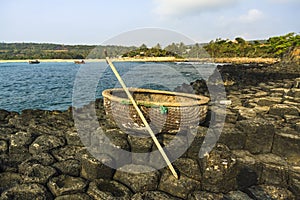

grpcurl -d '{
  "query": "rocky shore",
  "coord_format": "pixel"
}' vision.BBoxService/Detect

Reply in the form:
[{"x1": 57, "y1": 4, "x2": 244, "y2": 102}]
[{"x1": 0, "y1": 62, "x2": 299, "y2": 199}]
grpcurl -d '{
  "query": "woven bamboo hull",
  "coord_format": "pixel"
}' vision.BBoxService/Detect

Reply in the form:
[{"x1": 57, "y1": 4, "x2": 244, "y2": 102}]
[{"x1": 102, "y1": 88, "x2": 209, "y2": 133}]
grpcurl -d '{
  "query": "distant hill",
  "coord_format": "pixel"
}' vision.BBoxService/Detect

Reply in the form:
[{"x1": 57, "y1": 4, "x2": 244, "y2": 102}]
[
  {"x1": 0, "y1": 33, "x2": 298, "y2": 60},
  {"x1": 0, "y1": 43, "x2": 136, "y2": 60}
]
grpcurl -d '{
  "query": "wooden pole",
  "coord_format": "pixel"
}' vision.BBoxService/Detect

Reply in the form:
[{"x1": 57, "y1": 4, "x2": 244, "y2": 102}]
[{"x1": 105, "y1": 53, "x2": 178, "y2": 179}]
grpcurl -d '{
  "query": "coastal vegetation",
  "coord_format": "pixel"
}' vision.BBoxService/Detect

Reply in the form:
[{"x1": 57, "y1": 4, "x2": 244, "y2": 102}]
[
  {"x1": 0, "y1": 32, "x2": 298, "y2": 60},
  {"x1": 0, "y1": 43, "x2": 135, "y2": 60},
  {"x1": 204, "y1": 32, "x2": 300, "y2": 58}
]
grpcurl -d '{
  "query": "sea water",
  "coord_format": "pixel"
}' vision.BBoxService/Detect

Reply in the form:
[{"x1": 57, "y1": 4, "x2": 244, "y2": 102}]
[{"x1": 0, "y1": 61, "x2": 217, "y2": 112}]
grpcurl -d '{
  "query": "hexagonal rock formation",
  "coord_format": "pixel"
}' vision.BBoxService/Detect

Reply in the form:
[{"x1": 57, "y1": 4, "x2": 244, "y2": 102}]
[
  {"x1": 200, "y1": 144, "x2": 238, "y2": 193},
  {"x1": 1, "y1": 183, "x2": 52, "y2": 200},
  {"x1": 47, "y1": 175, "x2": 88, "y2": 197},
  {"x1": 87, "y1": 178, "x2": 132, "y2": 199},
  {"x1": 114, "y1": 164, "x2": 160, "y2": 193},
  {"x1": 158, "y1": 169, "x2": 201, "y2": 199}
]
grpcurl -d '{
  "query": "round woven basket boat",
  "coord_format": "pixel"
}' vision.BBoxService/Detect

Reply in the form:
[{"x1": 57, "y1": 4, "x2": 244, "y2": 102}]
[{"x1": 102, "y1": 88, "x2": 209, "y2": 133}]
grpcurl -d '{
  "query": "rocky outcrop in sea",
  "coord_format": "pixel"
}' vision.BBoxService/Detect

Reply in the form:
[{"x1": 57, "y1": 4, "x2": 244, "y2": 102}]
[{"x1": 0, "y1": 62, "x2": 299, "y2": 199}]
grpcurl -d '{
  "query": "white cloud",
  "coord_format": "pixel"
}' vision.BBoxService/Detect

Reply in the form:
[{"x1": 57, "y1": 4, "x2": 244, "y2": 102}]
[
  {"x1": 153, "y1": 0, "x2": 239, "y2": 17},
  {"x1": 238, "y1": 9, "x2": 264, "y2": 23}
]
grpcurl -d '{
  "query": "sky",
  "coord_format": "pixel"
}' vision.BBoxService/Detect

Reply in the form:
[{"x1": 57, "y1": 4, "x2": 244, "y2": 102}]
[{"x1": 1, "y1": 0, "x2": 299, "y2": 46}]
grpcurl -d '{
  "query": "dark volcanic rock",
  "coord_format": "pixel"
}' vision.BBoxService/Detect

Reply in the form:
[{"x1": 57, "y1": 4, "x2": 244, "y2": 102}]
[
  {"x1": 289, "y1": 166, "x2": 300, "y2": 199},
  {"x1": 174, "y1": 82, "x2": 194, "y2": 94},
  {"x1": 87, "y1": 178, "x2": 132, "y2": 200},
  {"x1": 1, "y1": 183, "x2": 52, "y2": 200},
  {"x1": 0, "y1": 109, "x2": 10, "y2": 122},
  {"x1": 29, "y1": 152, "x2": 56, "y2": 166},
  {"x1": 219, "y1": 124, "x2": 246, "y2": 150},
  {"x1": 232, "y1": 150, "x2": 262, "y2": 189},
  {"x1": 288, "y1": 88, "x2": 300, "y2": 98},
  {"x1": 9, "y1": 131, "x2": 33, "y2": 154},
  {"x1": 269, "y1": 104, "x2": 299, "y2": 117},
  {"x1": 128, "y1": 134, "x2": 153, "y2": 164},
  {"x1": 65, "y1": 130, "x2": 84, "y2": 146},
  {"x1": 224, "y1": 191, "x2": 252, "y2": 200},
  {"x1": 81, "y1": 153, "x2": 114, "y2": 180},
  {"x1": 173, "y1": 158, "x2": 201, "y2": 181},
  {"x1": 1, "y1": 65, "x2": 300, "y2": 199},
  {"x1": 200, "y1": 144, "x2": 238, "y2": 193},
  {"x1": 187, "y1": 191, "x2": 224, "y2": 200},
  {"x1": 244, "y1": 185, "x2": 295, "y2": 200},
  {"x1": 29, "y1": 134, "x2": 65, "y2": 154},
  {"x1": 158, "y1": 168, "x2": 201, "y2": 199},
  {"x1": 51, "y1": 145, "x2": 87, "y2": 161},
  {"x1": 1, "y1": 152, "x2": 31, "y2": 172},
  {"x1": 257, "y1": 154, "x2": 289, "y2": 187},
  {"x1": 186, "y1": 126, "x2": 207, "y2": 159},
  {"x1": 257, "y1": 97, "x2": 282, "y2": 106},
  {"x1": 131, "y1": 191, "x2": 181, "y2": 200},
  {"x1": 114, "y1": 164, "x2": 160, "y2": 193},
  {"x1": 53, "y1": 159, "x2": 81, "y2": 177},
  {"x1": 0, "y1": 172, "x2": 22, "y2": 193},
  {"x1": 236, "y1": 119, "x2": 275, "y2": 154},
  {"x1": 55, "y1": 193, "x2": 92, "y2": 200},
  {"x1": 48, "y1": 175, "x2": 88, "y2": 197},
  {"x1": 20, "y1": 163, "x2": 57, "y2": 184},
  {"x1": 272, "y1": 129, "x2": 300, "y2": 159},
  {"x1": 88, "y1": 128, "x2": 131, "y2": 167},
  {"x1": 0, "y1": 139, "x2": 8, "y2": 153}
]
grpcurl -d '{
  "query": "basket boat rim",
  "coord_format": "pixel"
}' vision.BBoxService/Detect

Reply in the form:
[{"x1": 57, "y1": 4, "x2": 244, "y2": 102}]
[{"x1": 102, "y1": 88, "x2": 209, "y2": 107}]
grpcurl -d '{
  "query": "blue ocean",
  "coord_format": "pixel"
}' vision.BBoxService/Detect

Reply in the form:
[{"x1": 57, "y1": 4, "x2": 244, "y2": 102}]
[{"x1": 0, "y1": 61, "x2": 217, "y2": 112}]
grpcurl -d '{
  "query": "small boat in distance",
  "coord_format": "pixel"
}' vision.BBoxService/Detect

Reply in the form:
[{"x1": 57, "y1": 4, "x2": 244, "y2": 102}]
[
  {"x1": 29, "y1": 60, "x2": 40, "y2": 64},
  {"x1": 74, "y1": 60, "x2": 85, "y2": 64}
]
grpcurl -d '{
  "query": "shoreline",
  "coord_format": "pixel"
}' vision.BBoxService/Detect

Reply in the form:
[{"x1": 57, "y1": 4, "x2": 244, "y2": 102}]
[{"x1": 0, "y1": 57, "x2": 280, "y2": 64}]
